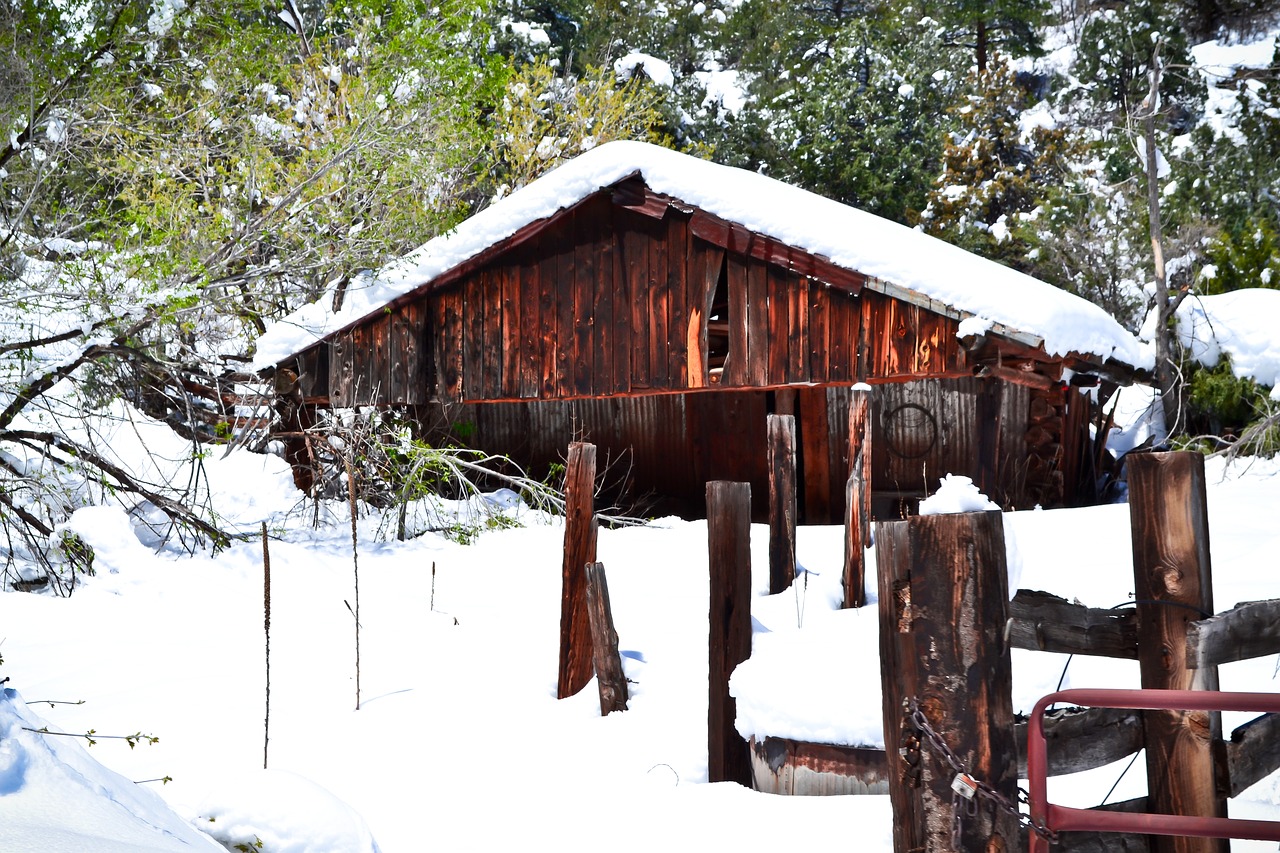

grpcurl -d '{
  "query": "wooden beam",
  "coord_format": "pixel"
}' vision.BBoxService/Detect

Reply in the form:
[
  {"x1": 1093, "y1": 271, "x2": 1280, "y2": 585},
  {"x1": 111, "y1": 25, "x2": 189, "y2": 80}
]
[
  {"x1": 767, "y1": 414, "x2": 797, "y2": 594},
  {"x1": 1186, "y1": 599, "x2": 1280, "y2": 669},
  {"x1": 707, "y1": 480, "x2": 753, "y2": 786},
  {"x1": 843, "y1": 387, "x2": 871, "y2": 608},
  {"x1": 1014, "y1": 706, "x2": 1144, "y2": 778},
  {"x1": 876, "y1": 510, "x2": 1019, "y2": 853},
  {"x1": 1127, "y1": 452, "x2": 1226, "y2": 853},
  {"x1": 1225, "y1": 711, "x2": 1280, "y2": 798},
  {"x1": 557, "y1": 442, "x2": 598, "y2": 699},
  {"x1": 584, "y1": 562, "x2": 628, "y2": 715},
  {"x1": 1008, "y1": 589, "x2": 1139, "y2": 658}
]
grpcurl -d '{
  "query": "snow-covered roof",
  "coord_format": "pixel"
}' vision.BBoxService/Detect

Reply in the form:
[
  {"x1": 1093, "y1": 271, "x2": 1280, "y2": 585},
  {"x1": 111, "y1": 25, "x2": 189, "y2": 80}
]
[{"x1": 252, "y1": 141, "x2": 1152, "y2": 372}]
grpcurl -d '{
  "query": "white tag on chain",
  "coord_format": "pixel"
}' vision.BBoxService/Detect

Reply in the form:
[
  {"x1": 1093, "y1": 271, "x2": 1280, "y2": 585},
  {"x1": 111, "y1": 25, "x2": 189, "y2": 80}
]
[{"x1": 951, "y1": 773, "x2": 978, "y2": 800}]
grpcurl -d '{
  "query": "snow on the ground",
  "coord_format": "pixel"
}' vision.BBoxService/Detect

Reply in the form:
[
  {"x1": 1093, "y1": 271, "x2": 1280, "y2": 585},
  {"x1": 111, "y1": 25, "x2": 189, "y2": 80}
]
[
  {"x1": 3, "y1": 442, "x2": 1280, "y2": 851},
  {"x1": 1175, "y1": 289, "x2": 1280, "y2": 398}
]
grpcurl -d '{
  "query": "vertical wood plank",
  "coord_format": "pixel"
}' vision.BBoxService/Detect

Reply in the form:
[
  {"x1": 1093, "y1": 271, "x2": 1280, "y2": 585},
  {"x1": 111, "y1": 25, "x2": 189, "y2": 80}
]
[
  {"x1": 746, "y1": 256, "x2": 769, "y2": 386},
  {"x1": 624, "y1": 228, "x2": 651, "y2": 389},
  {"x1": 352, "y1": 323, "x2": 373, "y2": 405},
  {"x1": 329, "y1": 333, "x2": 351, "y2": 408},
  {"x1": 611, "y1": 225, "x2": 631, "y2": 394},
  {"x1": 574, "y1": 220, "x2": 595, "y2": 396},
  {"x1": 556, "y1": 229, "x2": 577, "y2": 399},
  {"x1": 502, "y1": 256, "x2": 522, "y2": 400},
  {"x1": 766, "y1": 266, "x2": 790, "y2": 386},
  {"x1": 707, "y1": 480, "x2": 753, "y2": 786},
  {"x1": 368, "y1": 315, "x2": 391, "y2": 406},
  {"x1": 585, "y1": 562, "x2": 629, "y2": 716},
  {"x1": 1128, "y1": 452, "x2": 1226, "y2": 853},
  {"x1": 768, "y1": 414, "x2": 797, "y2": 594},
  {"x1": 464, "y1": 273, "x2": 488, "y2": 400},
  {"x1": 876, "y1": 511, "x2": 1020, "y2": 853},
  {"x1": 438, "y1": 290, "x2": 464, "y2": 402},
  {"x1": 667, "y1": 213, "x2": 689, "y2": 388},
  {"x1": 488, "y1": 267, "x2": 509, "y2": 399},
  {"x1": 649, "y1": 216, "x2": 670, "y2": 389},
  {"x1": 690, "y1": 242, "x2": 724, "y2": 390},
  {"x1": 558, "y1": 442, "x2": 598, "y2": 699},
  {"x1": 798, "y1": 386, "x2": 833, "y2": 524},
  {"x1": 844, "y1": 387, "x2": 872, "y2": 608},
  {"x1": 519, "y1": 245, "x2": 541, "y2": 399},
  {"x1": 827, "y1": 289, "x2": 854, "y2": 383},
  {"x1": 538, "y1": 247, "x2": 558, "y2": 399},
  {"x1": 808, "y1": 282, "x2": 830, "y2": 384},
  {"x1": 406, "y1": 301, "x2": 427, "y2": 406},
  {"x1": 594, "y1": 220, "x2": 615, "y2": 395},
  {"x1": 388, "y1": 308, "x2": 408, "y2": 405},
  {"x1": 725, "y1": 253, "x2": 749, "y2": 387},
  {"x1": 788, "y1": 275, "x2": 809, "y2": 383}
]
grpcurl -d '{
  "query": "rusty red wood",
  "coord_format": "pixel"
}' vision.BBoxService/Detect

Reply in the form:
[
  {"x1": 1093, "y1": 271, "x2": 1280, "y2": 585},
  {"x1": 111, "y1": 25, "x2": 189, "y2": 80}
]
[
  {"x1": 557, "y1": 442, "x2": 598, "y2": 700},
  {"x1": 767, "y1": 413, "x2": 797, "y2": 594},
  {"x1": 707, "y1": 480, "x2": 753, "y2": 785},
  {"x1": 648, "y1": 214, "x2": 670, "y2": 389}
]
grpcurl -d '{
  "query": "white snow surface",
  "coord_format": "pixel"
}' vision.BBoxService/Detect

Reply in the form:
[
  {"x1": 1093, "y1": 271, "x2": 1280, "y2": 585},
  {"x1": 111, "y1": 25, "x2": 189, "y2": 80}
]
[
  {"x1": 4, "y1": 441, "x2": 1280, "y2": 850},
  {"x1": 252, "y1": 141, "x2": 1151, "y2": 371},
  {"x1": 614, "y1": 52, "x2": 676, "y2": 88},
  {"x1": 1175, "y1": 289, "x2": 1280, "y2": 398},
  {"x1": 0, "y1": 689, "x2": 221, "y2": 852}
]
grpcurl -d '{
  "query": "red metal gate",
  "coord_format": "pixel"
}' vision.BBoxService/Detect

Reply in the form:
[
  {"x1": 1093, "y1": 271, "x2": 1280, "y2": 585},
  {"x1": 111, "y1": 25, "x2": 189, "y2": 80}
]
[{"x1": 1026, "y1": 688, "x2": 1280, "y2": 853}]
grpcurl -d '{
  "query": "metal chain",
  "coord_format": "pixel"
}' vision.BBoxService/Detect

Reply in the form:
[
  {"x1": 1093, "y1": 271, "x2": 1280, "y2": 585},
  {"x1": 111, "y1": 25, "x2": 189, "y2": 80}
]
[{"x1": 907, "y1": 698, "x2": 1059, "y2": 844}]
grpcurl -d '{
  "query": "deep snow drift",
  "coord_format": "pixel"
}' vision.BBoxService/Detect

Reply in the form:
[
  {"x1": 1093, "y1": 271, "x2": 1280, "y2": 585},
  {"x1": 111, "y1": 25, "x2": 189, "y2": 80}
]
[{"x1": 3, "y1": 442, "x2": 1280, "y2": 851}]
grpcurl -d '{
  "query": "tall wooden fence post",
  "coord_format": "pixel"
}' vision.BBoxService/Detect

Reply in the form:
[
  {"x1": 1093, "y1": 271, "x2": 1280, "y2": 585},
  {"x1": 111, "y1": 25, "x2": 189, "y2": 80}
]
[
  {"x1": 558, "y1": 441, "x2": 598, "y2": 699},
  {"x1": 876, "y1": 510, "x2": 1019, "y2": 853},
  {"x1": 1128, "y1": 451, "x2": 1227, "y2": 853},
  {"x1": 844, "y1": 386, "x2": 872, "y2": 608},
  {"x1": 767, "y1": 414, "x2": 797, "y2": 594},
  {"x1": 707, "y1": 480, "x2": 753, "y2": 786}
]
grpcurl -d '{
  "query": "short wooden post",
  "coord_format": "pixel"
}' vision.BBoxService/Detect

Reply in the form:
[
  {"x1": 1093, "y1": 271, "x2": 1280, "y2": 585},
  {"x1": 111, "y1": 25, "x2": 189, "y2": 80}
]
[
  {"x1": 844, "y1": 386, "x2": 872, "y2": 608},
  {"x1": 557, "y1": 442, "x2": 598, "y2": 700},
  {"x1": 1128, "y1": 451, "x2": 1227, "y2": 853},
  {"x1": 707, "y1": 480, "x2": 752, "y2": 786},
  {"x1": 767, "y1": 414, "x2": 797, "y2": 594},
  {"x1": 876, "y1": 511, "x2": 1019, "y2": 853},
  {"x1": 584, "y1": 562, "x2": 628, "y2": 715}
]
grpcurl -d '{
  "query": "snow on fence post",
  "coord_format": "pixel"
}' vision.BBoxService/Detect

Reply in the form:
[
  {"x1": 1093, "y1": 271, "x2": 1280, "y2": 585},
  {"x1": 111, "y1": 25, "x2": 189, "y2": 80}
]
[
  {"x1": 767, "y1": 414, "x2": 797, "y2": 595},
  {"x1": 875, "y1": 510, "x2": 1019, "y2": 853},
  {"x1": 844, "y1": 385, "x2": 872, "y2": 608},
  {"x1": 557, "y1": 442, "x2": 598, "y2": 700},
  {"x1": 707, "y1": 480, "x2": 753, "y2": 786},
  {"x1": 584, "y1": 562, "x2": 628, "y2": 715},
  {"x1": 1127, "y1": 451, "x2": 1227, "y2": 853}
]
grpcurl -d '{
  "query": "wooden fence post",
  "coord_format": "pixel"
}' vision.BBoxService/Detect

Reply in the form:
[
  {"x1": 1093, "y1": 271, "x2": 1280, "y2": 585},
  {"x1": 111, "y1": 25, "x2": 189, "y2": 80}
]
[
  {"x1": 557, "y1": 442, "x2": 598, "y2": 700},
  {"x1": 707, "y1": 480, "x2": 753, "y2": 786},
  {"x1": 585, "y1": 562, "x2": 628, "y2": 715},
  {"x1": 876, "y1": 510, "x2": 1019, "y2": 853},
  {"x1": 1128, "y1": 451, "x2": 1227, "y2": 853},
  {"x1": 844, "y1": 386, "x2": 872, "y2": 608},
  {"x1": 767, "y1": 414, "x2": 797, "y2": 594}
]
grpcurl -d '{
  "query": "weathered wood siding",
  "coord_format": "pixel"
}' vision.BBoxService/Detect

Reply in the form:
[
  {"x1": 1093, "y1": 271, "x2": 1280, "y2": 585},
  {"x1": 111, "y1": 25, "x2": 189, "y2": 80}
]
[
  {"x1": 307, "y1": 194, "x2": 972, "y2": 407},
  {"x1": 414, "y1": 376, "x2": 1069, "y2": 522}
]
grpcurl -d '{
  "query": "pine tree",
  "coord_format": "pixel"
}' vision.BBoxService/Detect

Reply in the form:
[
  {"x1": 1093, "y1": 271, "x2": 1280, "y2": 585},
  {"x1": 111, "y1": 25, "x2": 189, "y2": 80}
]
[{"x1": 923, "y1": 58, "x2": 1087, "y2": 267}]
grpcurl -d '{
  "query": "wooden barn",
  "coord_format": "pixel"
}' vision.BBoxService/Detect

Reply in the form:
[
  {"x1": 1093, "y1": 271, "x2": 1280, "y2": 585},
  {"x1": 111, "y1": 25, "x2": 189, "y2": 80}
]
[{"x1": 256, "y1": 141, "x2": 1148, "y2": 522}]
